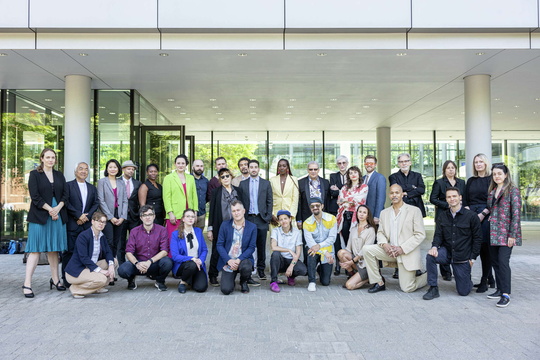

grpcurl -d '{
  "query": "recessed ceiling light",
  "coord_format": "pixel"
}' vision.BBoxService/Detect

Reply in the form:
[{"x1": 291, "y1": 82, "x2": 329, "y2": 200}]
[
  {"x1": 349, "y1": 117, "x2": 355, "y2": 120},
  {"x1": 496, "y1": 111, "x2": 503, "y2": 114},
  {"x1": 159, "y1": 53, "x2": 169, "y2": 57},
  {"x1": 216, "y1": 112, "x2": 222, "y2": 115},
  {"x1": 514, "y1": 117, "x2": 518, "y2": 119},
  {"x1": 209, "y1": 98, "x2": 217, "y2": 101},
  {"x1": 320, "y1": 112, "x2": 327, "y2": 115},
  {"x1": 476, "y1": 52, "x2": 485, "y2": 56},
  {"x1": 185, "y1": 118, "x2": 191, "y2": 120},
  {"x1": 249, "y1": 98, "x2": 256, "y2": 102},
  {"x1": 109, "y1": 112, "x2": 116, "y2": 115},
  {"x1": 287, "y1": 105, "x2": 294, "y2": 109},
  {"x1": 79, "y1": 53, "x2": 88, "y2": 57},
  {"x1": 0, "y1": 53, "x2": 8, "y2": 56},
  {"x1": 284, "y1": 117, "x2": 290, "y2": 120},
  {"x1": 249, "y1": 106, "x2": 256, "y2": 109},
  {"x1": 494, "y1": 98, "x2": 500, "y2": 101},
  {"x1": 167, "y1": 99, "x2": 175, "y2": 102},
  {"x1": 218, "y1": 118, "x2": 224, "y2": 120},
  {"x1": 250, "y1": 112, "x2": 256, "y2": 115},
  {"x1": 317, "y1": 53, "x2": 327, "y2": 57},
  {"x1": 514, "y1": 105, "x2": 519, "y2": 108},
  {"x1": 251, "y1": 118, "x2": 257, "y2": 121},
  {"x1": 60, "y1": 106, "x2": 65, "y2": 109},
  {"x1": 21, "y1": 106, "x2": 29, "y2": 109},
  {"x1": 212, "y1": 106, "x2": 219, "y2": 109},
  {"x1": 536, "y1": 98, "x2": 540, "y2": 101},
  {"x1": 289, "y1": 99, "x2": 296, "y2": 102},
  {"x1": 44, "y1": 98, "x2": 52, "y2": 102},
  {"x1": 285, "y1": 112, "x2": 292, "y2": 115},
  {"x1": 362, "y1": 105, "x2": 370, "y2": 108},
  {"x1": 238, "y1": 53, "x2": 248, "y2": 57},
  {"x1": 99, "y1": 106, "x2": 106, "y2": 109},
  {"x1": 330, "y1": 98, "x2": 337, "y2": 101},
  {"x1": 325, "y1": 105, "x2": 331, "y2": 109},
  {"x1": 371, "y1": 98, "x2": 378, "y2": 101},
  {"x1": 174, "y1": 106, "x2": 182, "y2": 109},
  {"x1": 356, "y1": 112, "x2": 362, "y2": 115},
  {"x1": 396, "y1": 53, "x2": 407, "y2": 56},
  {"x1": 180, "y1": 112, "x2": 186, "y2": 115},
  {"x1": 534, "y1": 111, "x2": 537, "y2": 114},
  {"x1": 448, "y1": 117, "x2": 454, "y2": 120},
  {"x1": 316, "y1": 117, "x2": 322, "y2": 120}
]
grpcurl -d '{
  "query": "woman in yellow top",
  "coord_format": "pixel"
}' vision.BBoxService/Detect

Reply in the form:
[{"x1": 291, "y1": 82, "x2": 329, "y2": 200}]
[
  {"x1": 162, "y1": 154, "x2": 198, "y2": 241},
  {"x1": 269, "y1": 159, "x2": 299, "y2": 228}
]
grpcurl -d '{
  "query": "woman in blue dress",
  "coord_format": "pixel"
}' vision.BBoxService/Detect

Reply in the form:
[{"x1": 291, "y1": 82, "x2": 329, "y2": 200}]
[{"x1": 23, "y1": 148, "x2": 68, "y2": 298}]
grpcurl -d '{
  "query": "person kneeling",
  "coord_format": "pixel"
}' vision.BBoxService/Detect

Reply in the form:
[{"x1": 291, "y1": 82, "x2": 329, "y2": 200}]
[
  {"x1": 170, "y1": 209, "x2": 208, "y2": 294},
  {"x1": 423, "y1": 187, "x2": 482, "y2": 300},
  {"x1": 337, "y1": 205, "x2": 376, "y2": 290},
  {"x1": 269, "y1": 210, "x2": 307, "y2": 293},
  {"x1": 65, "y1": 211, "x2": 116, "y2": 299},
  {"x1": 217, "y1": 200, "x2": 257, "y2": 295}
]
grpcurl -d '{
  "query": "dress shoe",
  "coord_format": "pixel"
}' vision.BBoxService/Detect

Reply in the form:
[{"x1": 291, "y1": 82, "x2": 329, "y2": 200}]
[
  {"x1": 423, "y1": 286, "x2": 440, "y2": 300},
  {"x1": 496, "y1": 295, "x2": 510, "y2": 307},
  {"x1": 49, "y1": 278, "x2": 66, "y2": 291},
  {"x1": 209, "y1": 276, "x2": 219, "y2": 287},
  {"x1": 22, "y1": 285, "x2": 34, "y2": 298},
  {"x1": 487, "y1": 290, "x2": 502, "y2": 299},
  {"x1": 178, "y1": 283, "x2": 187, "y2": 294},
  {"x1": 240, "y1": 282, "x2": 250, "y2": 293},
  {"x1": 247, "y1": 278, "x2": 261, "y2": 286},
  {"x1": 334, "y1": 266, "x2": 341, "y2": 276},
  {"x1": 392, "y1": 269, "x2": 399, "y2": 279},
  {"x1": 442, "y1": 274, "x2": 452, "y2": 281},
  {"x1": 488, "y1": 277, "x2": 496, "y2": 288},
  {"x1": 476, "y1": 280, "x2": 489, "y2": 293},
  {"x1": 368, "y1": 282, "x2": 386, "y2": 293}
]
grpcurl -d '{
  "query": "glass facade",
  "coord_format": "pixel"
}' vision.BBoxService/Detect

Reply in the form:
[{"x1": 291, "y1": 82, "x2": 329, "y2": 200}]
[{"x1": 2, "y1": 89, "x2": 539, "y2": 242}]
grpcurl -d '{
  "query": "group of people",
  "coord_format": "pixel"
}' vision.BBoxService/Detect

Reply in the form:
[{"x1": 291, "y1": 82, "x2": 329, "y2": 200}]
[{"x1": 22, "y1": 149, "x2": 522, "y2": 307}]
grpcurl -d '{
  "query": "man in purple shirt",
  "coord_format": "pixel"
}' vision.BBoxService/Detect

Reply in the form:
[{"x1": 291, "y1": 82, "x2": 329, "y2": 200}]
[{"x1": 118, "y1": 204, "x2": 173, "y2": 291}]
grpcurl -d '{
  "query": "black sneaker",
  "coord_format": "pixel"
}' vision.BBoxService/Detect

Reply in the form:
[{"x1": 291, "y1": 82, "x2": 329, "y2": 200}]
[
  {"x1": 247, "y1": 278, "x2": 261, "y2": 287},
  {"x1": 496, "y1": 295, "x2": 510, "y2": 307},
  {"x1": 155, "y1": 281, "x2": 167, "y2": 291},
  {"x1": 209, "y1": 276, "x2": 219, "y2": 287},
  {"x1": 423, "y1": 286, "x2": 440, "y2": 300},
  {"x1": 392, "y1": 269, "x2": 399, "y2": 279},
  {"x1": 258, "y1": 271, "x2": 267, "y2": 280},
  {"x1": 178, "y1": 283, "x2": 187, "y2": 294},
  {"x1": 241, "y1": 282, "x2": 250, "y2": 294},
  {"x1": 487, "y1": 290, "x2": 502, "y2": 299},
  {"x1": 127, "y1": 278, "x2": 137, "y2": 290}
]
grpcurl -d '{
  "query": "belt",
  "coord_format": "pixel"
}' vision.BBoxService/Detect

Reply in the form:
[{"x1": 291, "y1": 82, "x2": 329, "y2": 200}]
[{"x1": 248, "y1": 214, "x2": 259, "y2": 217}]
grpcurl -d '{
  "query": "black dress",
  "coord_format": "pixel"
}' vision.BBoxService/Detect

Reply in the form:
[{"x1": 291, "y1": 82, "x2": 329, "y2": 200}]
[{"x1": 144, "y1": 179, "x2": 165, "y2": 225}]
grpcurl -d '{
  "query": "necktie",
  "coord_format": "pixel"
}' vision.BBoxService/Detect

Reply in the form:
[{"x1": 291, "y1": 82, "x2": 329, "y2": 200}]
[
  {"x1": 126, "y1": 180, "x2": 131, "y2": 197},
  {"x1": 187, "y1": 233, "x2": 193, "y2": 249}
]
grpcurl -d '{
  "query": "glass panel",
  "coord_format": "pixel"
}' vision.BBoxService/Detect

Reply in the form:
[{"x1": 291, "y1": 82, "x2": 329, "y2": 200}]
[
  {"x1": 324, "y1": 131, "x2": 376, "y2": 177},
  {"x1": 144, "y1": 129, "x2": 182, "y2": 181},
  {"x1": 269, "y1": 131, "x2": 322, "y2": 179},
  {"x1": 508, "y1": 140, "x2": 540, "y2": 221},
  {"x1": 214, "y1": 131, "x2": 267, "y2": 179},
  {"x1": 188, "y1": 131, "x2": 212, "y2": 178},
  {"x1": 1, "y1": 90, "x2": 65, "y2": 240}
]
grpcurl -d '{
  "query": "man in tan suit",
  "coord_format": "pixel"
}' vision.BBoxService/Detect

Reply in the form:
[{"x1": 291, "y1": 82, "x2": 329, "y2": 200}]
[{"x1": 363, "y1": 184, "x2": 428, "y2": 293}]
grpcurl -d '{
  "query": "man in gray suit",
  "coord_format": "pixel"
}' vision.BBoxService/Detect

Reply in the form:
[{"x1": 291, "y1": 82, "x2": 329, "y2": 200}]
[
  {"x1": 118, "y1": 160, "x2": 142, "y2": 265},
  {"x1": 240, "y1": 159, "x2": 273, "y2": 280}
]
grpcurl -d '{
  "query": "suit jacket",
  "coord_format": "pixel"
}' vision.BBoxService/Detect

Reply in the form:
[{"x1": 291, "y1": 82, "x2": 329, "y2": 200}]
[
  {"x1": 170, "y1": 227, "x2": 208, "y2": 275},
  {"x1": 65, "y1": 227, "x2": 114, "y2": 278},
  {"x1": 66, "y1": 179, "x2": 99, "y2": 232},
  {"x1": 487, "y1": 186, "x2": 522, "y2": 246},
  {"x1": 297, "y1": 176, "x2": 330, "y2": 223},
  {"x1": 429, "y1": 177, "x2": 466, "y2": 221},
  {"x1": 328, "y1": 172, "x2": 346, "y2": 215},
  {"x1": 162, "y1": 172, "x2": 199, "y2": 219},
  {"x1": 216, "y1": 219, "x2": 257, "y2": 270},
  {"x1": 269, "y1": 175, "x2": 299, "y2": 218},
  {"x1": 27, "y1": 169, "x2": 69, "y2": 225},
  {"x1": 377, "y1": 203, "x2": 426, "y2": 271},
  {"x1": 121, "y1": 177, "x2": 142, "y2": 223},
  {"x1": 97, "y1": 177, "x2": 128, "y2": 220},
  {"x1": 240, "y1": 176, "x2": 273, "y2": 226},
  {"x1": 364, "y1": 171, "x2": 386, "y2": 219},
  {"x1": 389, "y1": 170, "x2": 426, "y2": 217},
  {"x1": 208, "y1": 185, "x2": 244, "y2": 237}
]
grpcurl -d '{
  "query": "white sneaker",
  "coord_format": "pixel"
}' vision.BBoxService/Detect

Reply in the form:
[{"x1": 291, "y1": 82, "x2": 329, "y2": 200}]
[
  {"x1": 307, "y1": 282, "x2": 317, "y2": 292},
  {"x1": 96, "y1": 288, "x2": 109, "y2": 294}
]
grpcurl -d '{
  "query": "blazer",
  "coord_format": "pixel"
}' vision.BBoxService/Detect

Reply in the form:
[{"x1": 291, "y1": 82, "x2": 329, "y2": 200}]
[
  {"x1": 97, "y1": 177, "x2": 128, "y2": 221},
  {"x1": 328, "y1": 172, "x2": 346, "y2": 215},
  {"x1": 297, "y1": 176, "x2": 330, "y2": 223},
  {"x1": 487, "y1": 186, "x2": 522, "y2": 246},
  {"x1": 27, "y1": 169, "x2": 69, "y2": 225},
  {"x1": 208, "y1": 185, "x2": 244, "y2": 236},
  {"x1": 122, "y1": 177, "x2": 142, "y2": 223},
  {"x1": 170, "y1": 227, "x2": 208, "y2": 275},
  {"x1": 162, "y1": 171, "x2": 198, "y2": 219},
  {"x1": 269, "y1": 175, "x2": 299, "y2": 219},
  {"x1": 429, "y1": 177, "x2": 466, "y2": 221},
  {"x1": 65, "y1": 227, "x2": 114, "y2": 278},
  {"x1": 66, "y1": 179, "x2": 99, "y2": 232},
  {"x1": 377, "y1": 203, "x2": 426, "y2": 271},
  {"x1": 364, "y1": 171, "x2": 386, "y2": 219},
  {"x1": 216, "y1": 219, "x2": 257, "y2": 270},
  {"x1": 239, "y1": 176, "x2": 273, "y2": 225},
  {"x1": 389, "y1": 170, "x2": 426, "y2": 217}
]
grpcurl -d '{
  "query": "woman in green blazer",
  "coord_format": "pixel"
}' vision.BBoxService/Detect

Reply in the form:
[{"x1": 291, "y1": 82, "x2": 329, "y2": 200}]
[{"x1": 162, "y1": 155, "x2": 198, "y2": 241}]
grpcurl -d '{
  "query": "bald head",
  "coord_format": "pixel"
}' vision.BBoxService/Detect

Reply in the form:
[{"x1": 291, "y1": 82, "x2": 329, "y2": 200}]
[
  {"x1": 192, "y1": 159, "x2": 204, "y2": 177},
  {"x1": 389, "y1": 183, "x2": 404, "y2": 206}
]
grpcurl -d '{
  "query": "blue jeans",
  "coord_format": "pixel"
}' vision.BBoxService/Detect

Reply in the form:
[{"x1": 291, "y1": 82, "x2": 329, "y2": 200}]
[{"x1": 426, "y1": 247, "x2": 473, "y2": 296}]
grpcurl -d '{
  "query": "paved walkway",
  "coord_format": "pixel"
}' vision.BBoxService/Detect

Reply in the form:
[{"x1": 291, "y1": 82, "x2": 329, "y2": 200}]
[{"x1": 1, "y1": 228, "x2": 539, "y2": 359}]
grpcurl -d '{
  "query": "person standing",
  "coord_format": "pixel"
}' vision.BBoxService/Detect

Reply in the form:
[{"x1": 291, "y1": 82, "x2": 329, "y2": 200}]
[
  {"x1": 232, "y1": 157, "x2": 250, "y2": 187},
  {"x1": 191, "y1": 159, "x2": 209, "y2": 232},
  {"x1": 207, "y1": 157, "x2": 227, "y2": 201},
  {"x1": 62, "y1": 162, "x2": 99, "y2": 287},
  {"x1": 162, "y1": 154, "x2": 198, "y2": 239},
  {"x1": 363, "y1": 155, "x2": 386, "y2": 225},
  {"x1": 328, "y1": 155, "x2": 349, "y2": 217},
  {"x1": 138, "y1": 163, "x2": 165, "y2": 225},
  {"x1": 429, "y1": 160, "x2": 466, "y2": 281},
  {"x1": 118, "y1": 160, "x2": 142, "y2": 265},
  {"x1": 23, "y1": 148, "x2": 68, "y2": 298},
  {"x1": 485, "y1": 163, "x2": 522, "y2": 307},
  {"x1": 464, "y1": 153, "x2": 495, "y2": 293},
  {"x1": 240, "y1": 159, "x2": 273, "y2": 280},
  {"x1": 269, "y1": 159, "x2": 299, "y2": 226}
]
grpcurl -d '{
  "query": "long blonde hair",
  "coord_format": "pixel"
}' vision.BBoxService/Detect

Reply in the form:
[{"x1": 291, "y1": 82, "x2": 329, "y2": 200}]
[{"x1": 473, "y1": 153, "x2": 491, "y2": 177}]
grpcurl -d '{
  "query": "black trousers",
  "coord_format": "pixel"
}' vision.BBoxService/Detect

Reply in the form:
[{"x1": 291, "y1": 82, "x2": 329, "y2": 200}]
[
  {"x1": 175, "y1": 261, "x2": 208, "y2": 292},
  {"x1": 208, "y1": 228, "x2": 220, "y2": 278},
  {"x1": 269, "y1": 251, "x2": 308, "y2": 282},
  {"x1": 103, "y1": 208, "x2": 124, "y2": 258},
  {"x1": 470, "y1": 204, "x2": 494, "y2": 282},
  {"x1": 247, "y1": 215, "x2": 269, "y2": 273},
  {"x1": 118, "y1": 219, "x2": 140, "y2": 265},
  {"x1": 490, "y1": 245, "x2": 513, "y2": 294},
  {"x1": 220, "y1": 259, "x2": 253, "y2": 295},
  {"x1": 118, "y1": 257, "x2": 173, "y2": 284}
]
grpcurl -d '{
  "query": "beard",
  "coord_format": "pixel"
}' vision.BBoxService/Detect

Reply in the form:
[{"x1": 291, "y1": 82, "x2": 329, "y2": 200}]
[{"x1": 193, "y1": 169, "x2": 204, "y2": 176}]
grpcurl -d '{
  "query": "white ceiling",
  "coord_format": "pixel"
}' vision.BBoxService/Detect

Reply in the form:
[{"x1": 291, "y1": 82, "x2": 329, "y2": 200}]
[{"x1": 1, "y1": 48, "x2": 540, "y2": 136}]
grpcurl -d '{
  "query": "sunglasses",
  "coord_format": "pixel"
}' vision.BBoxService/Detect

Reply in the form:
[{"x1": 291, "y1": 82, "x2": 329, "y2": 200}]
[{"x1": 220, "y1": 174, "x2": 231, "y2": 179}]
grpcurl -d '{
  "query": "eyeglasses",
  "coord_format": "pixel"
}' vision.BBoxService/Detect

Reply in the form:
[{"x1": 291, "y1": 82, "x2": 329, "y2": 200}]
[
  {"x1": 308, "y1": 168, "x2": 319, "y2": 171},
  {"x1": 310, "y1": 204, "x2": 321, "y2": 209},
  {"x1": 364, "y1": 162, "x2": 375, "y2": 166},
  {"x1": 398, "y1": 160, "x2": 410, "y2": 164},
  {"x1": 220, "y1": 174, "x2": 231, "y2": 179},
  {"x1": 141, "y1": 213, "x2": 155, "y2": 218},
  {"x1": 94, "y1": 219, "x2": 107, "y2": 224}
]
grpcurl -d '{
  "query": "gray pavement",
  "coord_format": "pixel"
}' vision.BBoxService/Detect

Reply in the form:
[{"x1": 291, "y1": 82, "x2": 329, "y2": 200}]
[{"x1": 1, "y1": 227, "x2": 540, "y2": 360}]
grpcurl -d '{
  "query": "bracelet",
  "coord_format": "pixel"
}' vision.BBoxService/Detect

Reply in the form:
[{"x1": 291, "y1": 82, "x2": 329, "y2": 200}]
[
  {"x1": 134, "y1": 261, "x2": 138, "y2": 265},
  {"x1": 149, "y1": 259, "x2": 154, "y2": 264}
]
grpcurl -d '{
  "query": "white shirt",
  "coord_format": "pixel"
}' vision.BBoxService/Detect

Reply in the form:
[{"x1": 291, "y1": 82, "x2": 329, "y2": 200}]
[
  {"x1": 185, "y1": 231, "x2": 199, "y2": 258},
  {"x1": 77, "y1": 181, "x2": 88, "y2": 212},
  {"x1": 271, "y1": 226, "x2": 302, "y2": 259},
  {"x1": 390, "y1": 207, "x2": 403, "y2": 247}
]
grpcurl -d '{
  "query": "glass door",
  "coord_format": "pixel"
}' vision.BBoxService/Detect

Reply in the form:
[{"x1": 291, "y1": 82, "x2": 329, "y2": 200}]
[{"x1": 140, "y1": 126, "x2": 185, "y2": 181}]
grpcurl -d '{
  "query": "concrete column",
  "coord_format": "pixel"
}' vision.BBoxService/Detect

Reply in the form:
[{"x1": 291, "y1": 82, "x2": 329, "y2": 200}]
[
  {"x1": 464, "y1": 74, "x2": 492, "y2": 178},
  {"x1": 64, "y1": 75, "x2": 92, "y2": 181},
  {"x1": 376, "y1": 126, "x2": 391, "y2": 179}
]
